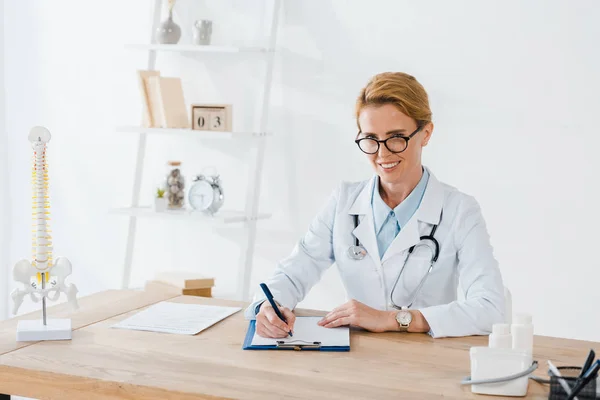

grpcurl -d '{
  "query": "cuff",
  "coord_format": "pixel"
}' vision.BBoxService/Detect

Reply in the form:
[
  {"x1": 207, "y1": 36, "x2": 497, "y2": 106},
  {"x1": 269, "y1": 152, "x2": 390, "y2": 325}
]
[
  {"x1": 243, "y1": 288, "x2": 296, "y2": 320},
  {"x1": 419, "y1": 306, "x2": 445, "y2": 339},
  {"x1": 254, "y1": 301, "x2": 265, "y2": 315},
  {"x1": 243, "y1": 299, "x2": 284, "y2": 320},
  {"x1": 244, "y1": 300, "x2": 266, "y2": 320}
]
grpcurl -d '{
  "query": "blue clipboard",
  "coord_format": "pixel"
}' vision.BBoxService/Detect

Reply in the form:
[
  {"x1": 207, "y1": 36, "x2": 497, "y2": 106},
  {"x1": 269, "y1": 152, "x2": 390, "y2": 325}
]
[{"x1": 242, "y1": 319, "x2": 350, "y2": 352}]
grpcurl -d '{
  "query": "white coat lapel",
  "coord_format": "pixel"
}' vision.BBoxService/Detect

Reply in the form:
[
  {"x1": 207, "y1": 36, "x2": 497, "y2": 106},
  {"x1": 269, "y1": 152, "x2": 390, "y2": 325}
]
[
  {"x1": 352, "y1": 212, "x2": 381, "y2": 269},
  {"x1": 381, "y1": 168, "x2": 445, "y2": 263},
  {"x1": 348, "y1": 177, "x2": 382, "y2": 269},
  {"x1": 381, "y1": 216, "x2": 420, "y2": 263},
  {"x1": 416, "y1": 168, "x2": 445, "y2": 226}
]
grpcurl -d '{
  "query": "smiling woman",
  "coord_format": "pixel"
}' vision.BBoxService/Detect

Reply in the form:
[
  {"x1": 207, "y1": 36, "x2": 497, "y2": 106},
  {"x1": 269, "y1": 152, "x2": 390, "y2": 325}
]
[
  {"x1": 354, "y1": 72, "x2": 433, "y2": 210},
  {"x1": 245, "y1": 71, "x2": 505, "y2": 340}
]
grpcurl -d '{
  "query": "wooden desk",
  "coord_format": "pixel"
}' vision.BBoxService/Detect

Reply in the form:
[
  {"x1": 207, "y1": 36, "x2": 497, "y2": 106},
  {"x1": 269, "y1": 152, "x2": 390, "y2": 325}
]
[{"x1": 0, "y1": 290, "x2": 597, "y2": 399}]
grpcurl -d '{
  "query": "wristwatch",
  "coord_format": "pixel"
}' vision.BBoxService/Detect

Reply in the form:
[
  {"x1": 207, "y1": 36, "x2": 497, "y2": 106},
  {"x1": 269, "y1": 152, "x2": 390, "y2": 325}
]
[{"x1": 395, "y1": 310, "x2": 412, "y2": 332}]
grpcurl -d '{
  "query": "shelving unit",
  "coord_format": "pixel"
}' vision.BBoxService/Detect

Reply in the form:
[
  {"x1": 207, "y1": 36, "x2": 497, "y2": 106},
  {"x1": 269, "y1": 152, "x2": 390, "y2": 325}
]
[
  {"x1": 111, "y1": 207, "x2": 272, "y2": 224},
  {"x1": 125, "y1": 43, "x2": 269, "y2": 54},
  {"x1": 115, "y1": 0, "x2": 281, "y2": 301},
  {"x1": 116, "y1": 126, "x2": 270, "y2": 139}
]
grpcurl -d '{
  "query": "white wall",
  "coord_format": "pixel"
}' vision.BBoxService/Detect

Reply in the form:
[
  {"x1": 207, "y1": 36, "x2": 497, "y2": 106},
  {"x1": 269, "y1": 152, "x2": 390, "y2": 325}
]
[
  {"x1": 2, "y1": 0, "x2": 599, "y2": 341},
  {"x1": 0, "y1": 0, "x2": 10, "y2": 320}
]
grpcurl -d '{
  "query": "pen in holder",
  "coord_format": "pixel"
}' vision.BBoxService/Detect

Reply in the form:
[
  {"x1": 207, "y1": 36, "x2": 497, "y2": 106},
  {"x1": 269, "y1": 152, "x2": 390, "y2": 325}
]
[{"x1": 548, "y1": 366, "x2": 597, "y2": 400}]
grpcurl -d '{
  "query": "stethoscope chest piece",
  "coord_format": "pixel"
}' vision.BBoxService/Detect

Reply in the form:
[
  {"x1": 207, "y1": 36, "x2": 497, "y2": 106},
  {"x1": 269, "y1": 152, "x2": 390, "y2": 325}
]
[{"x1": 347, "y1": 245, "x2": 367, "y2": 260}]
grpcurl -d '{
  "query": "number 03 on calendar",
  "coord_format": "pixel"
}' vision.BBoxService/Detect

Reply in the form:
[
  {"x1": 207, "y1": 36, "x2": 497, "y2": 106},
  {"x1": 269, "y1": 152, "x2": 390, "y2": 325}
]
[{"x1": 191, "y1": 104, "x2": 233, "y2": 132}]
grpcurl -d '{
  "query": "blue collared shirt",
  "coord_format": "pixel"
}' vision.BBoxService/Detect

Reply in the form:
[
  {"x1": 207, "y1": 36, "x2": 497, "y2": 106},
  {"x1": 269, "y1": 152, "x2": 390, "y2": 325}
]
[
  {"x1": 371, "y1": 169, "x2": 429, "y2": 258},
  {"x1": 252, "y1": 169, "x2": 430, "y2": 316}
]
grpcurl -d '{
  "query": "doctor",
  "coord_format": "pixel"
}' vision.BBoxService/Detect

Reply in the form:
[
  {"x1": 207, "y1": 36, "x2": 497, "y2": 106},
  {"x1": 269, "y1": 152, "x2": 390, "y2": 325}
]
[{"x1": 245, "y1": 72, "x2": 505, "y2": 339}]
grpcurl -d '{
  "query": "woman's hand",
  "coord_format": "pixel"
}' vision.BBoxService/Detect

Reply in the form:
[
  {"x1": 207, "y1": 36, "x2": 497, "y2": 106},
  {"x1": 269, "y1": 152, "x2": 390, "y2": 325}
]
[
  {"x1": 317, "y1": 300, "x2": 431, "y2": 333},
  {"x1": 317, "y1": 300, "x2": 396, "y2": 333},
  {"x1": 256, "y1": 302, "x2": 296, "y2": 338}
]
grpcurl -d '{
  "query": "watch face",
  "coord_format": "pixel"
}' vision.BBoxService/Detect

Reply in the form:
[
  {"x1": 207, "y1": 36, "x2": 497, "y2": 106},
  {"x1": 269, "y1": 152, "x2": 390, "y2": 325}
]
[
  {"x1": 188, "y1": 181, "x2": 214, "y2": 211},
  {"x1": 397, "y1": 310, "x2": 412, "y2": 326}
]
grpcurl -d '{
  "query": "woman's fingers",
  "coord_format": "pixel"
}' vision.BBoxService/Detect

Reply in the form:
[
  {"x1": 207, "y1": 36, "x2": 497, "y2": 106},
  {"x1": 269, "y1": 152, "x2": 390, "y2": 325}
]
[
  {"x1": 257, "y1": 306, "x2": 290, "y2": 337},
  {"x1": 256, "y1": 317, "x2": 288, "y2": 338},
  {"x1": 265, "y1": 309, "x2": 292, "y2": 334},
  {"x1": 257, "y1": 320, "x2": 278, "y2": 338},
  {"x1": 280, "y1": 307, "x2": 296, "y2": 332},
  {"x1": 324, "y1": 316, "x2": 352, "y2": 328},
  {"x1": 319, "y1": 309, "x2": 348, "y2": 326},
  {"x1": 255, "y1": 303, "x2": 296, "y2": 337}
]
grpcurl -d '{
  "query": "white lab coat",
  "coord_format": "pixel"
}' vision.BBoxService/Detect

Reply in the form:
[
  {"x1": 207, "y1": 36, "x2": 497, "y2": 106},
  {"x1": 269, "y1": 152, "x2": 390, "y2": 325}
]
[{"x1": 246, "y1": 167, "x2": 505, "y2": 338}]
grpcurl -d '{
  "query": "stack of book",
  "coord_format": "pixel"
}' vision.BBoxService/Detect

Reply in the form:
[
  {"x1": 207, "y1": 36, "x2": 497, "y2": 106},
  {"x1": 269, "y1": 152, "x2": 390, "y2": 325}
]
[
  {"x1": 146, "y1": 271, "x2": 215, "y2": 297},
  {"x1": 137, "y1": 70, "x2": 190, "y2": 129}
]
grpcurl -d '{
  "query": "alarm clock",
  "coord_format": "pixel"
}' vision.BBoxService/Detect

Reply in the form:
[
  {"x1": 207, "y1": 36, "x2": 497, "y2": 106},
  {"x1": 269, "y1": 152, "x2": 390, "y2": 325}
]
[{"x1": 188, "y1": 174, "x2": 224, "y2": 215}]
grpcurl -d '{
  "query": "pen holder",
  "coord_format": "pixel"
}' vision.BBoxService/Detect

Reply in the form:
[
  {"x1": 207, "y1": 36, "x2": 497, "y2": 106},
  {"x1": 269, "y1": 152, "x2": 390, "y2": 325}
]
[{"x1": 548, "y1": 366, "x2": 597, "y2": 400}]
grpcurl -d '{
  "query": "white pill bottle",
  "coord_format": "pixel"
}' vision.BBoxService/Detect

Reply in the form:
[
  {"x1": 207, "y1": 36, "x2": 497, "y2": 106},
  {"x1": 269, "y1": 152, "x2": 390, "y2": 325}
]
[
  {"x1": 511, "y1": 313, "x2": 534, "y2": 353},
  {"x1": 489, "y1": 323, "x2": 512, "y2": 349}
]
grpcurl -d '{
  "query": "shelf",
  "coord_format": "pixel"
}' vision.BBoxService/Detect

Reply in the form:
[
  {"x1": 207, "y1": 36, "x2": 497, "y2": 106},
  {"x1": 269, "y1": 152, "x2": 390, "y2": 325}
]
[
  {"x1": 111, "y1": 206, "x2": 271, "y2": 224},
  {"x1": 125, "y1": 44, "x2": 270, "y2": 54},
  {"x1": 116, "y1": 126, "x2": 270, "y2": 139}
]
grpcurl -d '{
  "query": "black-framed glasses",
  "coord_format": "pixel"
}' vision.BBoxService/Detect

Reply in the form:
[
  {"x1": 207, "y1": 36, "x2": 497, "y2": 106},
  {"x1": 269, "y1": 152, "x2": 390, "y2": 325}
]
[{"x1": 355, "y1": 126, "x2": 422, "y2": 154}]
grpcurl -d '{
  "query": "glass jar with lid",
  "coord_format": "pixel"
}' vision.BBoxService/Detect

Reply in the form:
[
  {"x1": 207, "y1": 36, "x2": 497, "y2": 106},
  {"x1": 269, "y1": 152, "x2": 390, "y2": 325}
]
[{"x1": 165, "y1": 161, "x2": 185, "y2": 209}]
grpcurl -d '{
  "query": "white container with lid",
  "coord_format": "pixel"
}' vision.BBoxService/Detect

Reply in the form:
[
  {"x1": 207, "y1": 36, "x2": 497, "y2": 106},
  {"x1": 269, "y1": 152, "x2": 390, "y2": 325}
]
[
  {"x1": 489, "y1": 323, "x2": 512, "y2": 349},
  {"x1": 469, "y1": 347, "x2": 533, "y2": 397},
  {"x1": 512, "y1": 313, "x2": 534, "y2": 354}
]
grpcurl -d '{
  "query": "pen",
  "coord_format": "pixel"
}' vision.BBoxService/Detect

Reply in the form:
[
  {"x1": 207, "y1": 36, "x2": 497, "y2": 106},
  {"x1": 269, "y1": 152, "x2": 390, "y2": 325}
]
[
  {"x1": 568, "y1": 360, "x2": 600, "y2": 400},
  {"x1": 579, "y1": 349, "x2": 595, "y2": 380},
  {"x1": 259, "y1": 283, "x2": 292, "y2": 337}
]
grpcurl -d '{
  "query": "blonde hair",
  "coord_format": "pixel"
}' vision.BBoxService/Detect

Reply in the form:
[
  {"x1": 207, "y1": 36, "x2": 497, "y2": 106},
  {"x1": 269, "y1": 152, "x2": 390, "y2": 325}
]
[{"x1": 355, "y1": 72, "x2": 432, "y2": 129}]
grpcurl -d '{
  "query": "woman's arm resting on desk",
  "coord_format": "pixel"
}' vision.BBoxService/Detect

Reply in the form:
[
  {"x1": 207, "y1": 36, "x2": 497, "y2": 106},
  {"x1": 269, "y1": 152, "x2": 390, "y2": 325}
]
[
  {"x1": 419, "y1": 197, "x2": 505, "y2": 338},
  {"x1": 318, "y1": 197, "x2": 505, "y2": 337},
  {"x1": 317, "y1": 300, "x2": 430, "y2": 333}
]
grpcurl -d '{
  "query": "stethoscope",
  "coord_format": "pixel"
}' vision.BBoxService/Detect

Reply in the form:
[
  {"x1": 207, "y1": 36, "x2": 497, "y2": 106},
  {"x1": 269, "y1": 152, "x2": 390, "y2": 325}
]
[{"x1": 346, "y1": 213, "x2": 441, "y2": 310}]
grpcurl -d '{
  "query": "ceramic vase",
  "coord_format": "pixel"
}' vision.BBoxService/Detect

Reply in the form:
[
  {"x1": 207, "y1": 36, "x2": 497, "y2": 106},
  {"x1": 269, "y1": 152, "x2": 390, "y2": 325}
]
[{"x1": 156, "y1": 10, "x2": 181, "y2": 44}]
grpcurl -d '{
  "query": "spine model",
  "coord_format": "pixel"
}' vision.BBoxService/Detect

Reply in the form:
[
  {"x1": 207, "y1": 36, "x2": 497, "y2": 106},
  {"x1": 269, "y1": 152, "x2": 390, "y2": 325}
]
[
  {"x1": 32, "y1": 127, "x2": 52, "y2": 273},
  {"x1": 12, "y1": 127, "x2": 78, "y2": 318}
]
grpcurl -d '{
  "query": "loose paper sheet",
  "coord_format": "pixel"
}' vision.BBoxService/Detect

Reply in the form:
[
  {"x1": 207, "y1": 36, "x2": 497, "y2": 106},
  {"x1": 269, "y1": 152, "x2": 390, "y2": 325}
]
[
  {"x1": 112, "y1": 301, "x2": 241, "y2": 335},
  {"x1": 251, "y1": 316, "x2": 350, "y2": 347}
]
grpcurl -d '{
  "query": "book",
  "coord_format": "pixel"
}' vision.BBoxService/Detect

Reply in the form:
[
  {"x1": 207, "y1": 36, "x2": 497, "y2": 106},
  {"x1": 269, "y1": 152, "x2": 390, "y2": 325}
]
[
  {"x1": 148, "y1": 76, "x2": 190, "y2": 129},
  {"x1": 147, "y1": 76, "x2": 166, "y2": 128},
  {"x1": 136, "y1": 70, "x2": 161, "y2": 127},
  {"x1": 182, "y1": 288, "x2": 212, "y2": 297},
  {"x1": 153, "y1": 271, "x2": 215, "y2": 290}
]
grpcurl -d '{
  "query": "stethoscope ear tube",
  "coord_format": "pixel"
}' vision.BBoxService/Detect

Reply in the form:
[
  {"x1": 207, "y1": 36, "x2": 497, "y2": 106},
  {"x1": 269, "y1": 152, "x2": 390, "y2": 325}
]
[
  {"x1": 460, "y1": 361, "x2": 539, "y2": 385},
  {"x1": 409, "y1": 235, "x2": 440, "y2": 262}
]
